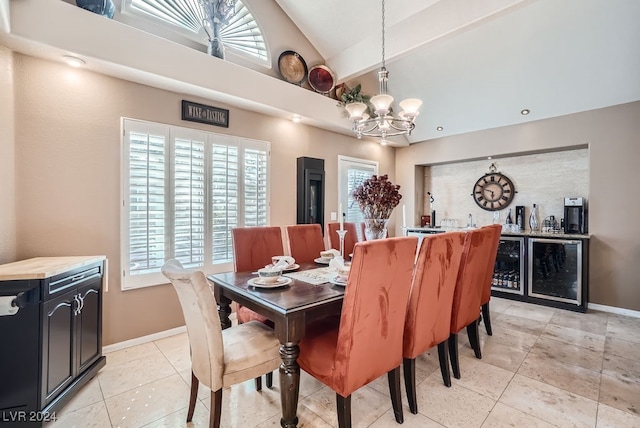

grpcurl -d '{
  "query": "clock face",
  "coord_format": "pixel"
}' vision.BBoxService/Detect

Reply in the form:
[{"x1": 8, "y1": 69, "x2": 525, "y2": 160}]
[{"x1": 472, "y1": 172, "x2": 515, "y2": 211}]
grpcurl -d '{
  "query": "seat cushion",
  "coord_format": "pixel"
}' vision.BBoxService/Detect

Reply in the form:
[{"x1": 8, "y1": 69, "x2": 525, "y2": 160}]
[
  {"x1": 237, "y1": 305, "x2": 273, "y2": 327},
  {"x1": 221, "y1": 320, "x2": 281, "y2": 388},
  {"x1": 298, "y1": 316, "x2": 341, "y2": 388}
]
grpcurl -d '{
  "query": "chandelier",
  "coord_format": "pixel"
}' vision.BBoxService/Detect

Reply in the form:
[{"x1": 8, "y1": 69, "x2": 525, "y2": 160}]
[{"x1": 344, "y1": 0, "x2": 422, "y2": 145}]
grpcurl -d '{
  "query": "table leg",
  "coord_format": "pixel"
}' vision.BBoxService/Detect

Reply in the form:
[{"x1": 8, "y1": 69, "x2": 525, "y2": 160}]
[
  {"x1": 217, "y1": 296, "x2": 232, "y2": 330},
  {"x1": 279, "y1": 342, "x2": 300, "y2": 428}
]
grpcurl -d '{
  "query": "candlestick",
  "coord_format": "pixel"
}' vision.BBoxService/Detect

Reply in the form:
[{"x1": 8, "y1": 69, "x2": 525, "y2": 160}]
[
  {"x1": 336, "y1": 229, "x2": 348, "y2": 259},
  {"x1": 402, "y1": 204, "x2": 407, "y2": 229},
  {"x1": 339, "y1": 202, "x2": 344, "y2": 230}
]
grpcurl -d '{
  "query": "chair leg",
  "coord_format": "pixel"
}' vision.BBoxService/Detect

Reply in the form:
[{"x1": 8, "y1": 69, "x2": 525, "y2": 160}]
[
  {"x1": 387, "y1": 367, "x2": 404, "y2": 423},
  {"x1": 209, "y1": 388, "x2": 222, "y2": 428},
  {"x1": 187, "y1": 371, "x2": 199, "y2": 422},
  {"x1": 466, "y1": 318, "x2": 482, "y2": 359},
  {"x1": 437, "y1": 341, "x2": 451, "y2": 387},
  {"x1": 336, "y1": 393, "x2": 352, "y2": 428},
  {"x1": 255, "y1": 376, "x2": 262, "y2": 391},
  {"x1": 403, "y1": 357, "x2": 418, "y2": 414},
  {"x1": 266, "y1": 371, "x2": 273, "y2": 388},
  {"x1": 482, "y1": 301, "x2": 493, "y2": 336},
  {"x1": 448, "y1": 333, "x2": 461, "y2": 379}
]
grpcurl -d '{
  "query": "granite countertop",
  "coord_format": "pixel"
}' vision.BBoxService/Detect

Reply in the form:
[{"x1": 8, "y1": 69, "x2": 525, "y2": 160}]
[
  {"x1": 0, "y1": 256, "x2": 106, "y2": 281},
  {"x1": 404, "y1": 226, "x2": 590, "y2": 240}
]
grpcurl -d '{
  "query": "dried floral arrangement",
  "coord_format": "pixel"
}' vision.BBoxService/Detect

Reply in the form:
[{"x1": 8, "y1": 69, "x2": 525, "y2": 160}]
[{"x1": 352, "y1": 174, "x2": 402, "y2": 219}]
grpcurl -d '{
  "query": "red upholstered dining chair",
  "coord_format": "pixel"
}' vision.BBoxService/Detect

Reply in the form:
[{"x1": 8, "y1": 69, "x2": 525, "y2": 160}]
[
  {"x1": 326, "y1": 222, "x2": 359, "y2": 257},
  {"x1": 402, "y1": 231, "x2": 467, "y2": 414},
  {"x1": 448, "y1": 227, "x2": 496, "y2": 379},
  {"x1": 231, "y1": 226, "x2": 283, "y2": 389},
  {"x1": 161, "y1": 260, "x2": 281, "y2": 428},
  {"x1": 297, "y1": 236, "x2": 418, "y2": 427},
  {"x1": 479, "y1": 224, "x2": 503, "y2": 336},
  {"x1": 285, "y1": 224, "x2": 326, "y2": 263}
]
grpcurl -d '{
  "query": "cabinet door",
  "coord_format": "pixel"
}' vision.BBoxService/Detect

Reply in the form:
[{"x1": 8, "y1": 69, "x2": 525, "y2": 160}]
[
  {"x1": 42, "y1": 289, "x2": 76, "y2": 405},
  {"x1": 76, "y1": 279, "x2": 102, "y2": 373}
]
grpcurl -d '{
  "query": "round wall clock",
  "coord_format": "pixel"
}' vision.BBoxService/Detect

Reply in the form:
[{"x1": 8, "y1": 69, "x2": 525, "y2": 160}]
[{"x1": 472, "y1": 164, "x2": 516, "y2": 211}]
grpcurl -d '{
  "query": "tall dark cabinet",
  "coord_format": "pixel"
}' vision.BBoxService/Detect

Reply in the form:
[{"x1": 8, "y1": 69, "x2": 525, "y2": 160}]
[
  {"x1": 0, "y1": 257, "x2": 106, "y2": 426},
  {"x1": 296, "y1": 157, "x2": 325, "y2": 230}
]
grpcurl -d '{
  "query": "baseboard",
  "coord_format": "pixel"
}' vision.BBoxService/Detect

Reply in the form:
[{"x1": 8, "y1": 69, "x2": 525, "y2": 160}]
[
  {"x1": 102, "y1": 312, "x2": 238, "y2": 353},
  {"x1": 103, "y1": 325, "x2": 187, "y2": 354},
  {"x1": 588, "y1": 303, "x2": 640, "y2": 319}
]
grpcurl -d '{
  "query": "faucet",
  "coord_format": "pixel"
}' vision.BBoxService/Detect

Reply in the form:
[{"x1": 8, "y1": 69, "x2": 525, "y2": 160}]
[{"x1": 468, "y1": 213, "x2": 473, "y2": 228}]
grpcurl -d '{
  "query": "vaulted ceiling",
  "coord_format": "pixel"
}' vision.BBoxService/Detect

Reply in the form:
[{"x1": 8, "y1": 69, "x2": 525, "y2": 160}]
[
  {"x1": 2, "y1": 0, "x2": 640, "y2": 146},
  {"x1": 276, "y1": 0, "x2": 640, "y2": 143}
]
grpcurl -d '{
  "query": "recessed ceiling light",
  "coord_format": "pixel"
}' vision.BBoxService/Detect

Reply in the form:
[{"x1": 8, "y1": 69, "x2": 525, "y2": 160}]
[
  {"x1": 520, "y1": 109, "x2": 530, "y2": 115},
  {"x1": 436, "y1": 126, "x2": 444, "y2": 131},
  {"x1": 63, "y1": 55, "x2": 86, "y2": 67},
  {"x1": 292, "y1": 114, "x2": 302, "y2": 123}
]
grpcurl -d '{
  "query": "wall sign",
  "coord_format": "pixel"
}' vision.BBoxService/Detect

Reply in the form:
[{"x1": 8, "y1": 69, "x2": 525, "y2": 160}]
[{"x1": 181, "y1": 100, "x2": 229, "y2": 128}]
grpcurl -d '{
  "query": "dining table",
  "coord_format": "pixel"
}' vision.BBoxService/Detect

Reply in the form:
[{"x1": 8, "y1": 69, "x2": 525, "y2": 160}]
[{"x1": 207, "y1": 262, "x2": 346, "y2": 428}]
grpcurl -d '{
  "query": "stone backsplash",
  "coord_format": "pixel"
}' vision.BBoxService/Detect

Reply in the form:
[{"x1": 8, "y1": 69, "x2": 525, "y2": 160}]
[{"x1": 423, "y1": 148, "x2": 589, "y2": 229}]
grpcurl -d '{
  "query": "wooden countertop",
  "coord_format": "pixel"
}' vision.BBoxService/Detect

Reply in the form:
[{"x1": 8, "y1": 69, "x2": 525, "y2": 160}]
[{"x1": 0, "y1": 256, "x2": 106, "y2": 281}]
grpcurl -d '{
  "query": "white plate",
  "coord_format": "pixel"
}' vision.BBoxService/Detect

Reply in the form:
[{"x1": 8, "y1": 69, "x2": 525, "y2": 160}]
[
  {"x1": 265, "y1": 263, "x2": 300, "y2": 272},
  {"x1": 329, "y1": 276, "x2": 347, "y2": 287},
  {"x1": 247, "y1": 277, "x2": 293, "y2": 288},
  {"x1": 314, "y1": 257, "x2": 331, "y2": 265}
]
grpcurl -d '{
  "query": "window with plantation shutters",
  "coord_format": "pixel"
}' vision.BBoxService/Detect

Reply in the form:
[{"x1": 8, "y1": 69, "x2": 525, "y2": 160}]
[
  {"x1": 122, "y1": 119, "x2": 270, "y2": 290},
  {"x1": 338, "y1": 156, "x2": 379, "y2": 241}
]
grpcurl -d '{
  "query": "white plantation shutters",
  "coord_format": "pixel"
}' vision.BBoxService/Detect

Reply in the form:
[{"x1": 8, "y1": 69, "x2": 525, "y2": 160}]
[
  {"x1": 173, "y1": 131, "x2": 207, "y2": 269},
  {"x1": 122, "y1": 119, "x2": 270, "y2": 289}
]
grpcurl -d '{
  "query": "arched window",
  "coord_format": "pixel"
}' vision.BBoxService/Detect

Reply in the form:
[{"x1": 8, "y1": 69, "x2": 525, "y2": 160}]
[{"x1": 125, "y1": 0, "x2": 268, "y2": 64}]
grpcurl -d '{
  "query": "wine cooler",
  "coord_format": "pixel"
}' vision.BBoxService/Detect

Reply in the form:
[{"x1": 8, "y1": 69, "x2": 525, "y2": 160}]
[
  {"x1": 528, "y1": 238, "x2": 585, "y2": 308},
  {"x1": 491, "y1": 236, "x2": 525, "y2": 296}
]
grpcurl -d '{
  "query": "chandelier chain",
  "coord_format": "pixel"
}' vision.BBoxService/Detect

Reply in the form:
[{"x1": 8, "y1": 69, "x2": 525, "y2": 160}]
[{"x1": 381, "y1": 0, "x2": 386, "y2": 69}]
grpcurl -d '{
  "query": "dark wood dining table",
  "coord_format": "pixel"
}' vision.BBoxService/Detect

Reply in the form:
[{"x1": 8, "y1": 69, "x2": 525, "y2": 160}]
[{"x1": 207, "y1": 263, "x2": 345, "y2": 428}]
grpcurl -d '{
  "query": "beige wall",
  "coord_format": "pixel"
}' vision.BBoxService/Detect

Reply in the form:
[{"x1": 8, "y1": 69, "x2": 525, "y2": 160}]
[
  {"x1": 0, "y1": 46, "x2": 15, "y2": 264},
  {"x1": 397, "y1": 101, "x2": 640, "y2": 311},
  {"x1": 11, "y1": 54, "x2": 394, "y2": 345},
  {"x1": 423, "y1": 149, "x2": 589, "y2": 228}
]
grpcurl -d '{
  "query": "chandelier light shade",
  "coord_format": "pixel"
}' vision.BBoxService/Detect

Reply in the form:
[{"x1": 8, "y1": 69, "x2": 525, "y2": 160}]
[{"x1": 345, "y1": 0, "x2": 422, "y2": 144}]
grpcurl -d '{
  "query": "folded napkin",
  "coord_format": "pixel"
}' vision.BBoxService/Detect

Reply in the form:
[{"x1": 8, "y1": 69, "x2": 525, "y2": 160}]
[
  {"x1": 320, "y1": 249, "x2": 340, "y2": 259},
  {"x1": 271, "y1": 256, "x2": 295, "y2": 267},
  {"x1": 267, "y1": 257, "x2": 293, "y2": 271},
  {"x1": 329, "y1": 256, "x2": 345, "y2": 270}
]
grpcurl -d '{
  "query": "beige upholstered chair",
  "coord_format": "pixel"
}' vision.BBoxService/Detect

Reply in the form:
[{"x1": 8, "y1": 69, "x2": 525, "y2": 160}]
[{"x1": 161, "y1": 259, "x2": 281, "y2": 428}]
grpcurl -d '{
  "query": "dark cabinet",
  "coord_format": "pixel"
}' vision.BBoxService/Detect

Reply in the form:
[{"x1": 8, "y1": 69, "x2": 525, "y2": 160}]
[
  {"x1": 41, "y1": 274, "x2": 102, "y2": 407},
  {"x1": 296, "y1": 157, "x2": 325, "y2": 230},
  {"x1": 0, "y1": 257, "x2": 106, "y2": 426}
]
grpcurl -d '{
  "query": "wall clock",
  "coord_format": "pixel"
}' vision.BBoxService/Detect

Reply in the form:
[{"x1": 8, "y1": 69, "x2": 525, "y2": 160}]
[{"x1": 472, "y1": 163, "x2": 516, "y2": 211}]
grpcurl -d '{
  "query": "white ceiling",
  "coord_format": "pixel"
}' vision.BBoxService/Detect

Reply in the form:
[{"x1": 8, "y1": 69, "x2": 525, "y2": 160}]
[
  {"x1": 276, "y1": 0, "x2": 640, "y2": 143},
  {"x1": 2, "y1": 0, "x2": 640, "y2": 146}
]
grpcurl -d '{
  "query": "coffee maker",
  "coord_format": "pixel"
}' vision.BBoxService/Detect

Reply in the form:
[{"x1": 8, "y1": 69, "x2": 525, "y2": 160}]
[{"x1": 564, "y1": 197, "x2": 586, "y2": 234}]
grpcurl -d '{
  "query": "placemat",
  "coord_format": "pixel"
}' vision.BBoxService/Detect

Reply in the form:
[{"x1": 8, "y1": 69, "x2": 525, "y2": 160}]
[{"x1": 284, "y1": 267, "x2": 336, "y2": 285}]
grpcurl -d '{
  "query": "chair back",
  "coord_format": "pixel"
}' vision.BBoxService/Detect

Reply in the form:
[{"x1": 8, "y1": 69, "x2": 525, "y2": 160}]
[
  {"x1": 451, "y1": 227, "x2": 496, "y2": 333},
  {"x1": 285, "y1": 224, "x2": 326, "y2": 263},
  {"x1": 333, "y1": 236, "x2": 418, "y2": 397},
  {"x1": 480, "y1": 225, "x2": 502, "y2": 305},
  {"x1": 231, "y1": 226, "x2": 284, "y2": 272},
  {"x1": 403, "y1": 231, "x2": 466, "y2": 359},
  {"x1": 326, "y1": 222, "x2": 359, "y2": 256},
  {"x1": 161, "y1": 259, "x2": 223, "y2": 391}
]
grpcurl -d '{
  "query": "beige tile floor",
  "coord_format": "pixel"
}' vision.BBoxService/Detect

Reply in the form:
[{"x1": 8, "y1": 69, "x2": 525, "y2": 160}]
[{"x1": 45, "y1": 298, "x2": 640, "y2": 428}]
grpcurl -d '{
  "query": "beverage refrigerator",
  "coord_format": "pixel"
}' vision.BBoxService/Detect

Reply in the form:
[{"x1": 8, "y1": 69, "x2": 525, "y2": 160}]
[
  {"x1": 491, "y1": 236, "x2": 526, "y2": 297},
  {"x1": 528, "y1": 237, "x2": 585, "y2": 307}
]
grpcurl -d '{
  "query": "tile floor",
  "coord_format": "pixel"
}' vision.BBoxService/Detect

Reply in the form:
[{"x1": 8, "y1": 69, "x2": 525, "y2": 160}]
[{"x1": 45, "y1": 298, "x2": 640, "y2": 428}]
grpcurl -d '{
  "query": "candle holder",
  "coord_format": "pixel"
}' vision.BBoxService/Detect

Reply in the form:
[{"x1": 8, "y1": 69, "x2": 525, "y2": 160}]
[{"x1": 336, "y1": 229, "x2": 348, "y2": 259}]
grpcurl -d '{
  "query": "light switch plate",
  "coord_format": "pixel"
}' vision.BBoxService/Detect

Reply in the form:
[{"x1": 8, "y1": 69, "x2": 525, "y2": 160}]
[
  {"x1": 493, "y1": 211, "x2": 500, "y2": 221},
  {"x1": 330, "y1": 212, "x2": 337, "y2": 221}
]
